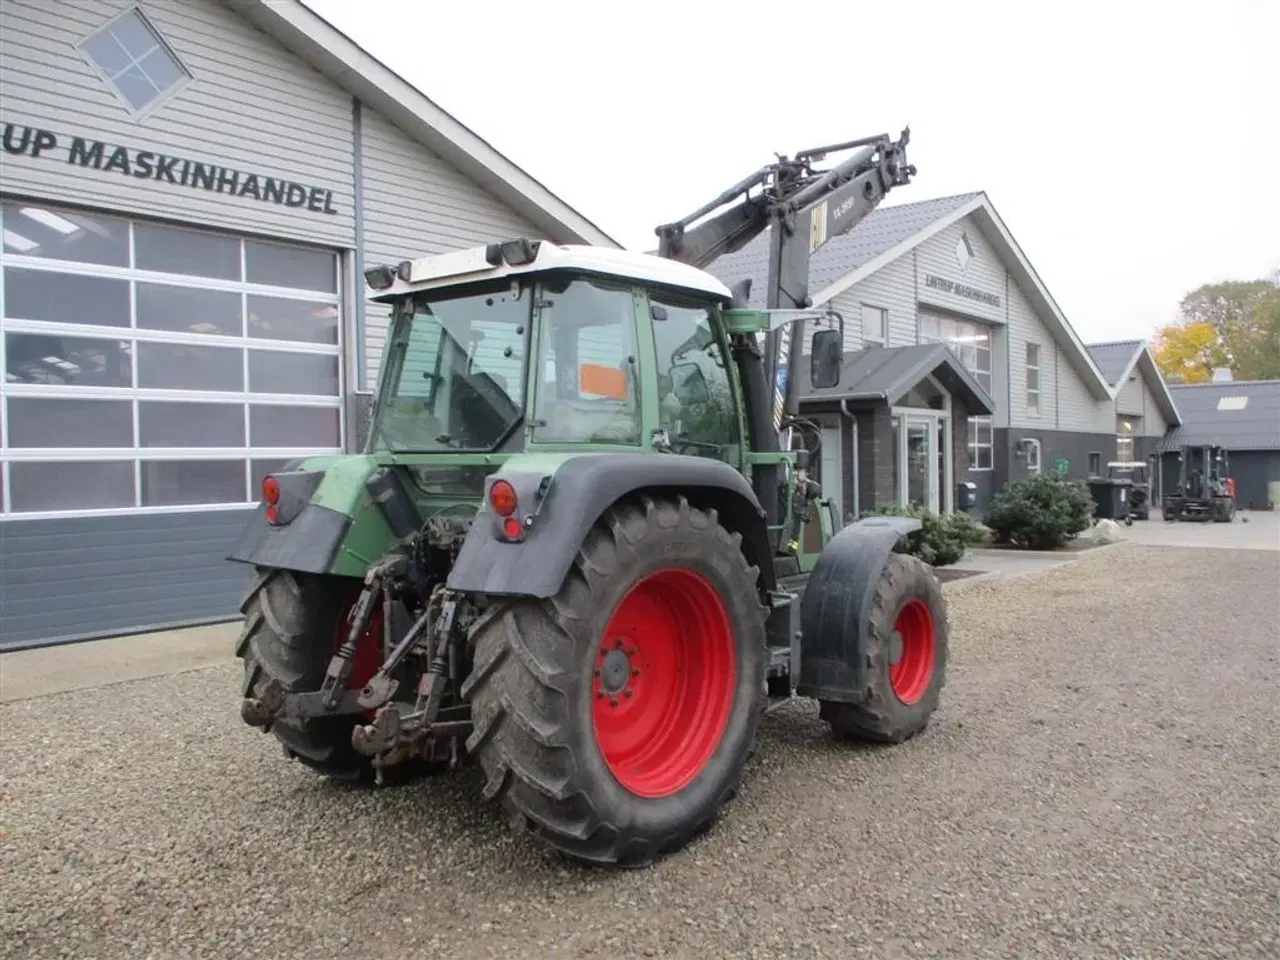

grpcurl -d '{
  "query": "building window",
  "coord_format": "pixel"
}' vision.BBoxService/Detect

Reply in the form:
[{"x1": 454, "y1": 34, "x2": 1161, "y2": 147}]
[
  {"x1": 1088, "y1": 451, "x2": 1102, "y2": 475},
  {"x1": 1024, "y1": 438, "x2": 1042, "y2": 475},
  {"x1": 79, "y1": 7, "x2": 191, "y2": 114},
  {"x1": 861, "y1": 304, "x2": 888, "y2": 345},
  {"x1": 1, "y1": 200, "x2": 343, "y2": 517},
  {"x1": 967, "y1": 415, "x2": 993, "y2": 471},
  {"x1": 1117, "y1": 436, "x2": 1134, "y2": 462},
  {"x1": 1026, "y1": 342, "x2": 1041, "y2": 416},
  {"x1": 919, "y1": 312, "x2": 992, "y2": 394}
]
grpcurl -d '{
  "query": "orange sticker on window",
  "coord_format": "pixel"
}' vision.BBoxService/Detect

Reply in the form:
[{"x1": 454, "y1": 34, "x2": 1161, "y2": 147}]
[{"x1": 579, "y1": 362, "x2": 627, "y2": 400}]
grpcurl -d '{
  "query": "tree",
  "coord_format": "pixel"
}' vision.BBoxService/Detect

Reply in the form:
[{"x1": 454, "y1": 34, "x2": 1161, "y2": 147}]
[
  {"x1": 1234, "y1": 297, "x2": 1280, "y2": 382},
  {"x1": 1168, "y1": 279, "x2": 1280, "y2": 381},
  {"x1": 1152, "y1": 319, "x2": 1227, "y2": 383}
]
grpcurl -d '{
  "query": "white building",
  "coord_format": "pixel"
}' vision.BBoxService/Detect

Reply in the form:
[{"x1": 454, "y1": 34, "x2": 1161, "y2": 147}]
[{"x1": 0, "y1": 0, "x2": 614, "y2": 648}]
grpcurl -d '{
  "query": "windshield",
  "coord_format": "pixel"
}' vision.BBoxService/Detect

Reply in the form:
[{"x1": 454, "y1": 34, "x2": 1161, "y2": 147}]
[{"x1": 370, "y1": 283, "x2": 530, "y2": 452}]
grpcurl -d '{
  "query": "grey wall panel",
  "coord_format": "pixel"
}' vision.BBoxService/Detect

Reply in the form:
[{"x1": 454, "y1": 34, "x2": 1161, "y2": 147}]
[
  {"x1": 0, "y1": 0, "x2": 355, "y2": 247},
  {"x1": 914, "y1": 218, "x2": 1006, "y2": 326},
  {"x1": 827, "y1": 251, "x2": 918, "y2": 354},
  {"x1": 0, "y1": 509, "x2": 256, "y2": 648},
  {"x1": 1116, "y1": 374, "x2": 1144, "y2": 416},
  {"x1": 1004, "y1": 427, "x2": 1116, "y2": 487},
  {"x1": 358, "y1": 108, "x2": 543, "y2": 387}
]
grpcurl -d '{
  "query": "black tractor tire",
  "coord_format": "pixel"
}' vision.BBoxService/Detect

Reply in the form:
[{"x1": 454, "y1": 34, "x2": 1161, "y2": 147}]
[
  {"x1": 461, "y1": 494, "x2": 767, "y2": 866},
  {"x1": 237, "y1": 568, "x2": 434, "y2": 784},
  {"x1": 819, "y1": 553, "x2": 949, "y2": 745}
]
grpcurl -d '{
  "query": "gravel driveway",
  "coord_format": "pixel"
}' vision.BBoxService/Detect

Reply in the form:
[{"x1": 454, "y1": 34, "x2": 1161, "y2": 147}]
[{"x1": 3, "y1": 543, "x2": 1278, "y2": 960}]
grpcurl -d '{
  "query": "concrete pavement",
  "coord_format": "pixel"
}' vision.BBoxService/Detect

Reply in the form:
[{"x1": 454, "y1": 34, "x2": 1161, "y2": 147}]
[{"x1": 0, "y1": 621, "x2": 238, "y2": 705}]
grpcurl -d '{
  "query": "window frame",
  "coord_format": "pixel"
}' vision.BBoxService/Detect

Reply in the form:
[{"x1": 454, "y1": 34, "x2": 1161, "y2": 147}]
[
  {"x1": 527, "y1": 275, "x2": 645, "y2": 448},
  {"x1": 1, "y1": 201, "x2": 343, "y2": 520},
  {"x1": 1026, "y1": 341, "x2": 1042, "y2": 417},
  {"x1": 76, "y1": 6, "x2": 194, "y2": 119},
  {"x1": 966, "y1": 414, "x2": 994, "y2": 472},
  {"x1": 861, "y1": 303, "x2": 889, "y2": 345},
  {"x1": 645, "y1": 290, "x2": 745, "y2": 466},
  {"x1": 1024, "y1": 437, "x2": 1042, "y2": 475},
  {"x1": 919, "y1": 312, "x2": 993, "y2": 395}
]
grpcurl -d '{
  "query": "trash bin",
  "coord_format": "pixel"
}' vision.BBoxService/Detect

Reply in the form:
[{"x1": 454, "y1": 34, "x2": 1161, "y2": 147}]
[{"x1": 1088, "y1": 478, "x2": 1132, "y2": 521}]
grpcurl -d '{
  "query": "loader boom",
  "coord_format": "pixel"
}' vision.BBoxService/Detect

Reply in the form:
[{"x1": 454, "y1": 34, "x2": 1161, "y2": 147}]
[{"x1": 654, "y1": 129, "x2": 916, "y2": 526}]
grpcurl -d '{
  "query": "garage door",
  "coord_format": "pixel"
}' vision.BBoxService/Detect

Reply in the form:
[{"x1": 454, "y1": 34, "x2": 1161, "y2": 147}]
[{"x1": 0, "y1": 197, "x2": 345, "y2": 646}]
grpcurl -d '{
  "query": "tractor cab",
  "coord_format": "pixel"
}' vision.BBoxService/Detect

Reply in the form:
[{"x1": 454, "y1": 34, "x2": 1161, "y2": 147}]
[{"x1": 360, "y1": 240, "x2": 846, "y2": 555}]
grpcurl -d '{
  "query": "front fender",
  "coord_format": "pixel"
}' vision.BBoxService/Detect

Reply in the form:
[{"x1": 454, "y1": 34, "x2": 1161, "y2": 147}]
[
  {"x1": 796, "y1": 515, "x2": 923, "y2": 703},
  {"x1": 446, "y1": 452, "x2": 770, "y2": 598}
]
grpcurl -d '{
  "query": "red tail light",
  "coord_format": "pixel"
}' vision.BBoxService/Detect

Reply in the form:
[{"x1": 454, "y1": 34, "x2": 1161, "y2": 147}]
[
  {"x1": 489, "y1": 479, "x2": 518, "y2": 517},
  {"x1": 502, "y1": 516, "x2": 522, "y2": 539},
  {"x1": 263, "y1": 475, "x2": 281, "y2": 524}
]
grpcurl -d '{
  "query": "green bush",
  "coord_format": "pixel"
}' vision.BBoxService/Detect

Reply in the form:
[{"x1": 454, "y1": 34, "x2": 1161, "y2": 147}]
[
  {"x1": 983, "y1": 474, "x2": 1096, "y2": 549},
  {"x1": 858, "y1": 503, "x2": 987, "y2": 567}
]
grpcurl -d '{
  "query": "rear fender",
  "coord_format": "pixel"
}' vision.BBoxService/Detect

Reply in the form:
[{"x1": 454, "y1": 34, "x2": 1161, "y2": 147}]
[
  {"x1": 446, "y1": 452, "x2": 774, "y2": 598},
  {"x1": 226, "y1": 455, "x2": 403, "y2": 578},
  {"x1": 796, "y1": 515, "x2": 923, "y2": 703}
]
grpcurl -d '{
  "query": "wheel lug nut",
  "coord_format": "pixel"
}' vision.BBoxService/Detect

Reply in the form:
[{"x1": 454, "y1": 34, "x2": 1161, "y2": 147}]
[
  {"x1": 596, "y1": 691, "x2": 605, "y2": 699},
  {"x1": 624, "y1": 689, "x2": 633, "y2": 698},
  {"x1": 609, "y1": 697, "x2": 618, "y2": 706},
  {"x1": 594, "y1": 668, "x2": 601, "y2": 677},
  {"x1": 631, "y1": 668, "x2": 640, "y2": 677},
  {"x1": 626, "y1": 646, "x2": 638, "y2": 656}
]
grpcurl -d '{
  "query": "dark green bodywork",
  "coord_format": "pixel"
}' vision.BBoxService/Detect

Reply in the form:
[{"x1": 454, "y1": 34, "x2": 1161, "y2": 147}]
[{"x1": 227, "y1": 272, "x2": 818, "y2": 588}]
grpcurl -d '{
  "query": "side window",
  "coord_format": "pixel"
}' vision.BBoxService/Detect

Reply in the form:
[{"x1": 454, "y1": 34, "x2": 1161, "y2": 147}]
[
  {"x1": 649, "y1": 295, "x2": 739, "y2": 459},
  {"x1": 532, "y1": 277, "x2": 640, "y2": 444}
]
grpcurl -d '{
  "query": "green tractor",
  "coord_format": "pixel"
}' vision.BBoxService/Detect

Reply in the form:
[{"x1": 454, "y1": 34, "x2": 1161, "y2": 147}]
[{"x1": 229, "y1": 130, "x2": 948, "y2": 866}]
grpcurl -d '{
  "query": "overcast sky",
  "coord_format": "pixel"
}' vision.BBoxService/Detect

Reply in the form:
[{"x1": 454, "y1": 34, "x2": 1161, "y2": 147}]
[{"x1": 303, "y1": 0, "x2": 1278, "y2": 344}]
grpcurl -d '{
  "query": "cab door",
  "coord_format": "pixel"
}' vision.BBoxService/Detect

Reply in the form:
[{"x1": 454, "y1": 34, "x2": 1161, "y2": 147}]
[{"x1": 641, "y1": 291, "x2": 746, "y2": 470}]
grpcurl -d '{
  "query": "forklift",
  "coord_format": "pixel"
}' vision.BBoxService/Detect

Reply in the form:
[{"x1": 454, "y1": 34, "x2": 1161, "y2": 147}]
[{"x1": 1161, "y1": 444, "x2": 1236, "y2": 523}]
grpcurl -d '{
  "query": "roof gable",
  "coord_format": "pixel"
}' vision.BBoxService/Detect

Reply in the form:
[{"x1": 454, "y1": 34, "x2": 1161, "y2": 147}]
[
  {"x1": 1164, "y1": 379, "x2": 1280, "y2": 451},
  {"x1": 706, "y1": 193, "x2": 983, "y2": 308},
  {"x1": 1087, "y1": 340, "x2": 1143, "y2": 386},
  {"x1": 218, "y1": 0, "x2": 617, "y2": 248},
  {"x1": 708, "y1": 190, "x2": 1114, "y2": 401},
  {"x1": 798, "y1": 343, "x2": 995, "y2": 415},
  {"x1": 1087, "y1": 339, "x2": 1182, "y2": 426}
]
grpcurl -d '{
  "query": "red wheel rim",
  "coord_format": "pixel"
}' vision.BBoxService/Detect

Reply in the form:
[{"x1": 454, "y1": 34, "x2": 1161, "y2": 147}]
[
  {"x1": 591, "y1": 567, "x2": 737, "y2": 799},
  {"x1": 889, "y1": 597, "x2": 936, "y2": 705},
  {"x1": 333, "y1": 598, "x2": 383, "y2": 719}
]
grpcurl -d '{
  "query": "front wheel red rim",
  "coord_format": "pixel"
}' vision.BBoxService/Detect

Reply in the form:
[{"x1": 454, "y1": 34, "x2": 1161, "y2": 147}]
[
  {"x1": 889, "y1": 597, "x2": 937, "y2": 705},
  {"x1": 591, "y1": 567, "x2": 737, "y2": 799}
]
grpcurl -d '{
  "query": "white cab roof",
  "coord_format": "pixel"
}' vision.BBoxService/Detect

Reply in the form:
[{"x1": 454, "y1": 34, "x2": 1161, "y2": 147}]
[{"x1": 368, "y1": 242, "x2": 734, "y2": 303}]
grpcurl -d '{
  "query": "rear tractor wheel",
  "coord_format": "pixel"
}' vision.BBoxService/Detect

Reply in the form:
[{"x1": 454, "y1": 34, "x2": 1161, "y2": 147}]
[
  {"x1": 820, "y1": 553, "x2": 949, "y2": 744},
  {"x1": 237, "y1": 569, "x2": 438, "y2": 784},
  {"x1": 462, "y1": 495, "x2": 766, "y2": 866}
]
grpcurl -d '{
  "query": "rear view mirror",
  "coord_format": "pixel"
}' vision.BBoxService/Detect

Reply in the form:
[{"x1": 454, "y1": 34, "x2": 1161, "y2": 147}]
[
  {"x1": 810, "y1": 328, "x2": 842, "y2": 389},
  {"x1": 670, "y1": 362, "x2": 710, "y2": 404}
]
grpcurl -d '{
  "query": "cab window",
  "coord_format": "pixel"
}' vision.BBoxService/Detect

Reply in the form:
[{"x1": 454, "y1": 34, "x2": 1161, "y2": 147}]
[
  {"x1": 649, "y1": 294, "x2": 739, "y2": 460},
  {"x1": 531, "y1": 277, "x2": 641, "y2": 445}
]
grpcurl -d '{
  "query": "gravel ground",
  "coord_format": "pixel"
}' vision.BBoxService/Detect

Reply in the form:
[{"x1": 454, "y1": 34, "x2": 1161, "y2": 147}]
[{"x1": 3, "y1": 543, "x2": 1278, "y2": 960}]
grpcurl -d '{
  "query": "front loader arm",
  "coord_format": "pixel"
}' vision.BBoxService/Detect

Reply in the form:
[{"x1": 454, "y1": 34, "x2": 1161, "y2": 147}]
[{"x1": 652, "y1": 130, "x2": 917, "y2": 533}]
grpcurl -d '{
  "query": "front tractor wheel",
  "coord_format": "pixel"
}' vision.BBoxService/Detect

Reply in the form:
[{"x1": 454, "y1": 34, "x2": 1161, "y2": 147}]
[
  {"x1": 462, "y1": 496, "x2": 766, "y2": 866},
  {"x1": 820, "y1": 553, "x2": 949, "y2": 744}
]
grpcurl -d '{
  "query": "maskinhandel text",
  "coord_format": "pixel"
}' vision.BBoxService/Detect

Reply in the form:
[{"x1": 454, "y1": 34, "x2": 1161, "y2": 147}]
[{"x1": 2, "y1": 122, "x2": 339, "y2": 216}]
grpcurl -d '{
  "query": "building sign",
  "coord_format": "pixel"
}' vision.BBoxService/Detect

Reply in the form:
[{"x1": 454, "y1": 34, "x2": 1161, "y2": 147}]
[
  {"x1": 924, "y1": 273, "x2": 1001, "y2": 308},
  {"x1": 1054, "y1": 457, "x2": 1070, "y2": 476},
  {"x1": 2, "y1": 121, "x2": 339, "y2": 216}
]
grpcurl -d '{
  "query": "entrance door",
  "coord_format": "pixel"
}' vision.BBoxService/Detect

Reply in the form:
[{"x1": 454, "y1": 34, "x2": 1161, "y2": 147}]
[
  {"x1": 904, "y1": 417, "x2": 939, "y2": 513},
  {"x1": 819, "y1": 422, "x2": 843, "y2": 522}
]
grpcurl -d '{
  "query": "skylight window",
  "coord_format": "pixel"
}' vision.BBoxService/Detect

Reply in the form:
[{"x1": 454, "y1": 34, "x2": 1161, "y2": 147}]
[
  {"x1": 1217, "y1": 396, "x2": 1249, "y2": 411},
  {"x1": 79, "y1": 8, "x2": 190, "y2": 114}
]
